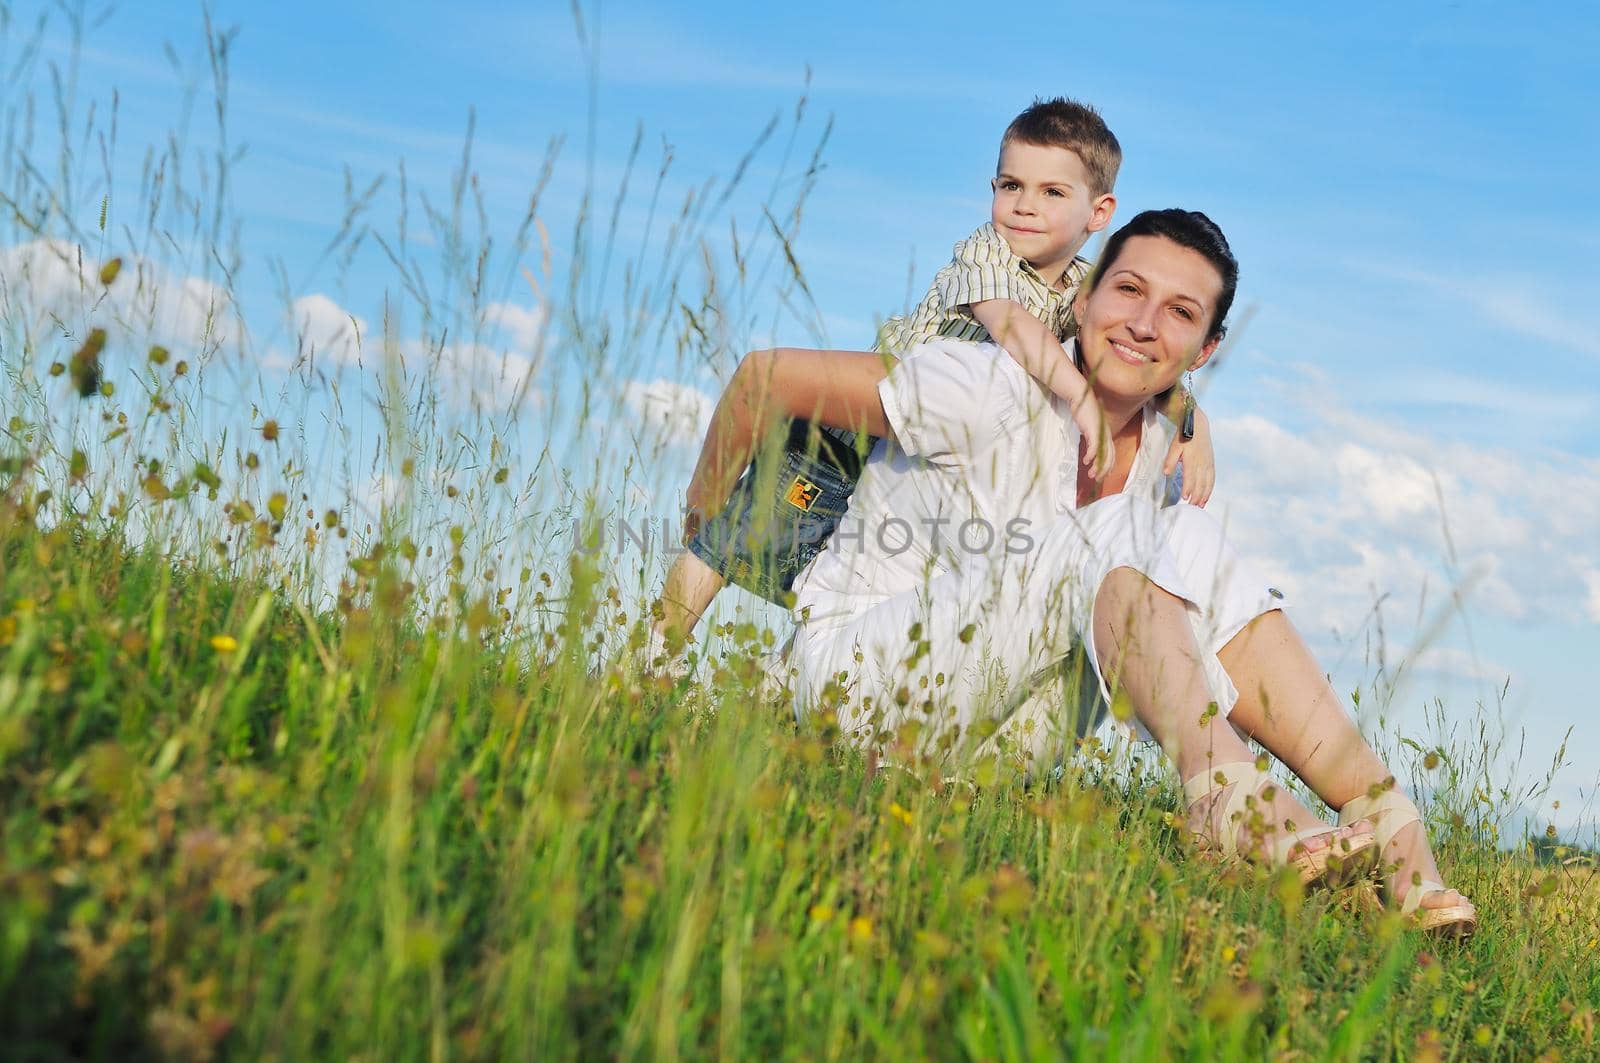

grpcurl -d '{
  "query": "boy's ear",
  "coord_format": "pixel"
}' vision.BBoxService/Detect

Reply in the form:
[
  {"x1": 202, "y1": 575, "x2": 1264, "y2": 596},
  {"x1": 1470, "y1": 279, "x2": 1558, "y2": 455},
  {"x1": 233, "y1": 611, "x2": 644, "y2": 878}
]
[{"x1": 1086, "y1": 193, "x2": 1117, "y2": 234}]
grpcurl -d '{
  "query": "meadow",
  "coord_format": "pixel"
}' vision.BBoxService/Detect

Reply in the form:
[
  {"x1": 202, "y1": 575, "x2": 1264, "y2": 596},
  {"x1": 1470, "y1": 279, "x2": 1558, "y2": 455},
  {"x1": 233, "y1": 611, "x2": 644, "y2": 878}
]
[
  {"x1": 2, "y1": 491, "x2": 1598, "y2": 1060},
  {"x1": 2, "y1": 9, "x2": 1598, "y2": 1060}
]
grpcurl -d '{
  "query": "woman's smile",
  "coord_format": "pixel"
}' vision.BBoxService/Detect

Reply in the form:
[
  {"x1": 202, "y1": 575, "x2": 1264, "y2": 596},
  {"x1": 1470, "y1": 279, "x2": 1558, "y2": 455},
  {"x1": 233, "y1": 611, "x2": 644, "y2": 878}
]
[{"x1": 1108, "y1": 339, "x2": 1152, "y2": 365}]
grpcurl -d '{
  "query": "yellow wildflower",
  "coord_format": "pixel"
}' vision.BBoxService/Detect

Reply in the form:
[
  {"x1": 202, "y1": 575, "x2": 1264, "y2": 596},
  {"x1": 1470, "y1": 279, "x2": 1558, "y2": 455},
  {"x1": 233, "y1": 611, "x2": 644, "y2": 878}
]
[
  {"x1": 210, "y1": 634, "x2": 239, "y2": 653},
  {"x1": 849, "y1": 916, "x2": 873, "y2": 942}
]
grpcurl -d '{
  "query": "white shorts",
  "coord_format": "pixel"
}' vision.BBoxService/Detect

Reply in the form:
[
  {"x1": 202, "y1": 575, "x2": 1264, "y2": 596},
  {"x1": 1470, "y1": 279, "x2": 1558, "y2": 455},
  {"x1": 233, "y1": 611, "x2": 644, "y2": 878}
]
[{"x1": 788, "y1": 495, "x2": 1285, "y2": 771}]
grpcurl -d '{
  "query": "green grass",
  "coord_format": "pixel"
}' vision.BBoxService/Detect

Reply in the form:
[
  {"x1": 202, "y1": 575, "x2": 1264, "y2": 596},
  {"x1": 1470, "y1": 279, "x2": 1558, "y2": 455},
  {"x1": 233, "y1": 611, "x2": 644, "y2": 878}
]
[{"x1": 1, "y1": 498, "x2": 1596, "y2": 1060}]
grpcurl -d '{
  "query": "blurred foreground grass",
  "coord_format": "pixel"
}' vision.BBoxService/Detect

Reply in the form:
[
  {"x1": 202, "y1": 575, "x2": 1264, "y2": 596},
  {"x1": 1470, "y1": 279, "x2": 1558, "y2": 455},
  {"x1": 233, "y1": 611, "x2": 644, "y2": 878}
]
[{"x1": 1, "y1": 494, "x2": 1597, "y2": 1060}]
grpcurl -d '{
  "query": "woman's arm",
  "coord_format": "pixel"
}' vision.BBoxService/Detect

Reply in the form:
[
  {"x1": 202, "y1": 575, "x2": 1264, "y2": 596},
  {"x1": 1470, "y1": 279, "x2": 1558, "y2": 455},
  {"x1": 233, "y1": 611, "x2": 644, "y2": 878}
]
[{"x1": 683, "y1": 347, "x2": 895, "y2": 537}]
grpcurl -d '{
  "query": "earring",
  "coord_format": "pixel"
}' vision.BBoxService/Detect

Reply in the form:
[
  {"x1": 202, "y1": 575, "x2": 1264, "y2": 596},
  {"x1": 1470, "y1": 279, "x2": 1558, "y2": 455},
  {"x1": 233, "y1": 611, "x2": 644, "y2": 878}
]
[{"x1": 1180, "y1": 370, "x2": 1196, "y2": 441}]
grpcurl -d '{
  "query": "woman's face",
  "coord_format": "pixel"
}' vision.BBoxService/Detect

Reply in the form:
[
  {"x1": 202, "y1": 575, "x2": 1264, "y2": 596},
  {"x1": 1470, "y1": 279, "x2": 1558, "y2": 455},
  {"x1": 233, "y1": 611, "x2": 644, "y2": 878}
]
[{"x1": 1073, "y1": 234, "x2": 1224, "y2": 407}]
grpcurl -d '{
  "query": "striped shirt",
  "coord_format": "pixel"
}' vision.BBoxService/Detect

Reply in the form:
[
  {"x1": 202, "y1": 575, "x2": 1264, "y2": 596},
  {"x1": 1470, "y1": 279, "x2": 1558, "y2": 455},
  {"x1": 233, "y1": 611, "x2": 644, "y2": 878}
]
[
  {"x1": 876, "y1": 223, "x2": 1093, "y2": 354},
  {"x1": 818, "y1": 223, "x2": 1092, "y2": 450}
]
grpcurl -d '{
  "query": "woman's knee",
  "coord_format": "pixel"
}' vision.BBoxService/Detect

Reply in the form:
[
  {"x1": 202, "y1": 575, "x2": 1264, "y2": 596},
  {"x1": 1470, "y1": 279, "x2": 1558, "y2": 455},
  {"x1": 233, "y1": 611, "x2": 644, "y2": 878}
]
[
  {"x1": 1091, "y1": 565, "x2": 1173, "y2": 646},
  {"x1": 1097, "y1": 564, "x2": 1155, "y2": 598}
]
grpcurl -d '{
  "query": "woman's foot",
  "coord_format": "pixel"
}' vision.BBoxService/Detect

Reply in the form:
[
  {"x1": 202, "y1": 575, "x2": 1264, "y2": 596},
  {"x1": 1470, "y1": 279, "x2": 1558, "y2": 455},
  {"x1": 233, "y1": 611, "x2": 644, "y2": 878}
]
[
  {"x1": 1339, "y1": 783, "x2": 1477, "y2": 937},
  {"x1": 1382, "y1": 819, "x2": 1476, "y2": 926},
  {"x1": 1184, "y1": 760, "x2": 1377, "y2": 887}
]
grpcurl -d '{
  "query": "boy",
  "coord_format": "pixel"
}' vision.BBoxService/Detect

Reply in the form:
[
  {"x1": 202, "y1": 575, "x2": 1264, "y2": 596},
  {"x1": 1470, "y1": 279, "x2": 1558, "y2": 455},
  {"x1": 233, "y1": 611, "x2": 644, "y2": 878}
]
[{"x1": 650, "y1": 97, "x2": 1214, "y2": 661}]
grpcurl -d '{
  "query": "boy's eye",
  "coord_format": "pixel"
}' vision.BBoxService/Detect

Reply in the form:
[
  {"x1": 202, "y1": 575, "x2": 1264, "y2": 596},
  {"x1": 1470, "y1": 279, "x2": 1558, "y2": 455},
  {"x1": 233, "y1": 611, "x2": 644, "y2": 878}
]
[
  {"x1": 1045, "y1": 188, "x2": 1063, "y2": 197},
  {"x1": 1000, "y1": 180, "x2": 1020, "y2": 191}
]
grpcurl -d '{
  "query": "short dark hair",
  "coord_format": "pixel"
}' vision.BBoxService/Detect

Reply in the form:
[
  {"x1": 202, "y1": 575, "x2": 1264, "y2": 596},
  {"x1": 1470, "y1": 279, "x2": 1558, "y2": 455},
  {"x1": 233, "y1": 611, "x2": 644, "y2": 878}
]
[
  {"x1": 1088, "y1": 209, "x2": 1238, "y2": 341},
  {"x1": 1000, "y1": 97, "x2": 1122, "y2": 197}
]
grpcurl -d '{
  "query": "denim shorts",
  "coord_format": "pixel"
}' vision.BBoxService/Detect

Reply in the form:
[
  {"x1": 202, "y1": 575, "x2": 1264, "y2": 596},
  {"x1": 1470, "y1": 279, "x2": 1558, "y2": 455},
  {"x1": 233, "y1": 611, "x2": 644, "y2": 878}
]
[{"x1": 688, "y1": 421, "x2": 863, "y2": 604}]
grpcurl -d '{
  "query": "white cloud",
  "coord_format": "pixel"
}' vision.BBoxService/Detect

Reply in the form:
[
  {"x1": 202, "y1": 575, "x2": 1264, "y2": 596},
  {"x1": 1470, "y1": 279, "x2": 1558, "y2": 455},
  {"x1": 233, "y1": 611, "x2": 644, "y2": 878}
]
[
  {"x1": 1211, "y1": 397, "x2": 1600, "y2": 650},
  {"x1": 483, "y1": 301, "x2": 548, "y2": 352},
  {"x1": 353, "y1": 471, "x2": 404, "y2": 517},
  {"x1": 402, "y1": 339, "x2": 540, "y2": 415},
  {"x1": 0, "y1": 239, "x2": 91, "y2": 339},
  {"x1": 621, "y1": 378, "x2": 714, "y2": 450},
  {"x1": 152, "y1": 271, "x2": 241, "y2": 353},
  {"x1": 1333, "y1": 443, "x2": 1441, "y2": 526},
  {"x1": 1583, "y1": 567, "x2": 1600, "y2": 625},
  {"x1": 0, "y1": 241, "x2": 382, "y2": 381},
  {"x1": 1402, "y1": 646, "x2": 1511, "y2": 686},
  {"x1": 1359, "y1": 261, "x2": 1600, "y2": 360},
  {"x1": 1377, "y1": 368, "x2": 1600, "y2": 424},
  {"x1": 0, "y1": 238, "x2": 243, "y2": 357},
  {"x1": 291, "y1": 294, "x2": 367, "y2": 364},
  {"x1": 1478, "y1": 286, "x2": 1600, "y2": 361}
]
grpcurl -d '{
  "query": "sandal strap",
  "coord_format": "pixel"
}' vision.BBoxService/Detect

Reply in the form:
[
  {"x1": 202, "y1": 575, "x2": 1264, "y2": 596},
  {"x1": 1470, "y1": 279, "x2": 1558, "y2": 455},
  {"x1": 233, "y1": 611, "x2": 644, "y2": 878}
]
[
  {"x1": 1183, "y1": 761, "x2": 1272, "y2": 860},
  {"x1": 1343, "y1": 788, "x2": 1463, "y2": 916},
  {"x1": 1401, "y1": 878, "x2": 1450, "y2": 916},
  {"x1": 1185, "y1": 761, "x2": 1351, "y2": 868},
  {"x1": 1337, "y1": 785, "x2": 1421, "y2": 854}
]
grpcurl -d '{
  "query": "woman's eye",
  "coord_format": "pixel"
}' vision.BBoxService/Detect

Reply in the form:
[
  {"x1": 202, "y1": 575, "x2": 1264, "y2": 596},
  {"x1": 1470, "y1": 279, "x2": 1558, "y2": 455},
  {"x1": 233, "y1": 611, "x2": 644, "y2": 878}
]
[
  {"x1": 1172, "y1": 306, "x2": 1193, "y2": 320},
  {"x1": 1118, "y1": 283, "x2": 1138, "y2": 294}
]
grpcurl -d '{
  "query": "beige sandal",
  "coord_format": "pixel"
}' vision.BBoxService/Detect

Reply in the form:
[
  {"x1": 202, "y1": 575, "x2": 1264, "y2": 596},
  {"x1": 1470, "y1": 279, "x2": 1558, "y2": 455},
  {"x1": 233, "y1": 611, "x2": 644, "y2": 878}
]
[
  {"x1": 1184, "y1": 761, "x2": 1377, "y2": 887},
  {"x1": 1338, "y1": 785, "x2": 1477, "y2": 937}
]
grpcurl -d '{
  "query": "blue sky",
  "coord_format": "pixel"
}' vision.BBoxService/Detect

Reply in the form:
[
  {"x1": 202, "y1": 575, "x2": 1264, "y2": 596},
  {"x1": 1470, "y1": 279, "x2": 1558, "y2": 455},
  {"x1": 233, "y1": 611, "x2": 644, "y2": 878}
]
[{"x1": 6, "y1": 1, "x2": 1597, "y2": 834}]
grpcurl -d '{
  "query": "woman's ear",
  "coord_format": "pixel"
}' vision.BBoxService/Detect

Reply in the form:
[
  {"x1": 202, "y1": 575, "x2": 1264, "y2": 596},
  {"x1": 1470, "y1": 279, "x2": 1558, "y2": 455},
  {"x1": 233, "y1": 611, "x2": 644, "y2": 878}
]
[
  {"x1": 1188, "y1": 333, "x2": 1222, "y2": 374},
  {"x1": 1071, "y1": 286, "x2": 1089, "y2": 326}
]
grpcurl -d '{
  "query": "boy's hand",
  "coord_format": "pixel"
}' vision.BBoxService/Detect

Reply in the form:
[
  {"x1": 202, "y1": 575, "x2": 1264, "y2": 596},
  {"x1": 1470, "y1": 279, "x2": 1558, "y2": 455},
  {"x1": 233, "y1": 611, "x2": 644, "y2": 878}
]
[
  {"x1": 967, "y1": 299, "x2": 1112, "y2": 478},
  {"x1": 1073, "y1": 392, "x2": 1113, "y2": 480},
  {"x1": 681, "y1": 486, "x2": 711, "y2": 546},
  {"x1": 1162, "y1": 405, "x2": 1215, "y2": 505},
  {"x1": 681, "y1": 502, "x2": 702, "y2": 546}
]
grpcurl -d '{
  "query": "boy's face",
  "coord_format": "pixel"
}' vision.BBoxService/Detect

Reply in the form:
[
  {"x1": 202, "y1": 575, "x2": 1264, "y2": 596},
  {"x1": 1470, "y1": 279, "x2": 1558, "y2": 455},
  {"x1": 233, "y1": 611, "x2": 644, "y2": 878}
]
[{"x1": 991, "y1": 141, "x2": 1116, "y2": 285}]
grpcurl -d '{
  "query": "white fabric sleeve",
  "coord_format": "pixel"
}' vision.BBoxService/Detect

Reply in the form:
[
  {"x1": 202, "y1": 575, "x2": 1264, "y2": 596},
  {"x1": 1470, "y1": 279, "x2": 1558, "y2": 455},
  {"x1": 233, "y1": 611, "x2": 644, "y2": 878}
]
[{"x1": 877, "y1": 339, "x2": 1024, "y2": 467}]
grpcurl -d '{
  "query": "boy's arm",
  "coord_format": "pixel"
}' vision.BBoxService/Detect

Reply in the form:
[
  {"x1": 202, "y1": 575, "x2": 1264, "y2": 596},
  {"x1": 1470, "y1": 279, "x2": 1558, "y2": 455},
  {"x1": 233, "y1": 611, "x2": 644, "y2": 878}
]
[
  {"x1": 1159, "y1": 388, "x2": 1216, "y2": 506},
  {"x1": 968, "y1": 298, "x2": 1111, "y2": 478},
  {"x1": 683, "y1": 348, "x2": 894, "y2": 540}
]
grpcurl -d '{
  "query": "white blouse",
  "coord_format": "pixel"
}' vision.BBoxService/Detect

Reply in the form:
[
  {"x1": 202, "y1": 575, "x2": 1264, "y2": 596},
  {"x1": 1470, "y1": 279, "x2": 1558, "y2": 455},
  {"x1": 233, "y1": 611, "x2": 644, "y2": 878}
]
[{"x1": 791, "y1": 338, "x2": 1178, "y2": 630}]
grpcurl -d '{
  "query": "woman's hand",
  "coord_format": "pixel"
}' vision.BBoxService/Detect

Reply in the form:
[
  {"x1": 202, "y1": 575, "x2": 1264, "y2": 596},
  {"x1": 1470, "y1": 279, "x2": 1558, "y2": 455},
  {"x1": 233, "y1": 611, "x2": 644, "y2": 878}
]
[{"x1": 1163, "y1": 405, "x2": 1215, "y2": 505}]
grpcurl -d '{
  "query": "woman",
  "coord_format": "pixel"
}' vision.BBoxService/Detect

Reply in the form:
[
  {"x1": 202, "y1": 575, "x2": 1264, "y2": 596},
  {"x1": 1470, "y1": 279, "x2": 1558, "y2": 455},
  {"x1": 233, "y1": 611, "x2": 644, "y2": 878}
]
[{"x1": 681, "y1": 209, "x2": 1475, "y2": 934}]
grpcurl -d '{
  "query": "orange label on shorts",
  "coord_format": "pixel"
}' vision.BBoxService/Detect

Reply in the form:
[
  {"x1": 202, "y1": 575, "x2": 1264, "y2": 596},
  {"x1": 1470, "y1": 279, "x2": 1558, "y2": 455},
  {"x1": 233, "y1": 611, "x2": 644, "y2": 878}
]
[{"x1": 785, "y1": 476, "x2": 821, "y2": 511}]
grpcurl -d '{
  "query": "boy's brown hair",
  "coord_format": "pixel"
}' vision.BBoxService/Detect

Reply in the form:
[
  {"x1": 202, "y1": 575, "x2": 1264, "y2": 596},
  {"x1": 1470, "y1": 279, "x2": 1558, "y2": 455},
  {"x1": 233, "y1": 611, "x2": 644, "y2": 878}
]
[{"x1": 1000, "y1": 97, "x2": 1122, "y2": 198}]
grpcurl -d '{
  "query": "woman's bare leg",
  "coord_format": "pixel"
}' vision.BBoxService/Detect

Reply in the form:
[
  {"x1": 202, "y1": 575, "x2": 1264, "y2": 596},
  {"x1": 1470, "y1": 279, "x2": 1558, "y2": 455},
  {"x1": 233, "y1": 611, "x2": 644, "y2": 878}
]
[
  {"x1": 1216, "y1": 610, "x2": 1471, "y2": 913},
  {"x1": 1093, "y1": 568, "x2": 1366, "y2": 858},
  {"x1": 1094, "y1": 568, "x2": 1246, "y2": 778}
]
